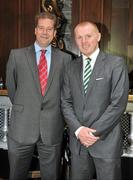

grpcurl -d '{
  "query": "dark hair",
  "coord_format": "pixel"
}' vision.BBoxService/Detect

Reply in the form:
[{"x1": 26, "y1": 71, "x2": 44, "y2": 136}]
[{"x1": 35, "y1": 12, "x2": 58, "y2": 29}]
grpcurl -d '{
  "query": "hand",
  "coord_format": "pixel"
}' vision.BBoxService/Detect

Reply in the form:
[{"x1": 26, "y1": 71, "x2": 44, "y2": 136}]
[{"x1": 77, "y1": 126, "x2": 99, "y2": 148}]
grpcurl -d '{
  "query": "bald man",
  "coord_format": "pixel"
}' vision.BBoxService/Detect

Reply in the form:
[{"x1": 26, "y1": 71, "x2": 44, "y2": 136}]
[{"x1": 61, "y1": 21, "x2": 129, "y2": 180}]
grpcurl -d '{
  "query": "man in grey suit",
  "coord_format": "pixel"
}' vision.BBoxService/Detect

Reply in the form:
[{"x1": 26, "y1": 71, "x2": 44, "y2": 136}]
[
  {"x1": 6, "y1": 12, "x2": 71, "y2": 180},
  {"x1": 61, "y1": 21, "x2": 129, "y2": 180}
]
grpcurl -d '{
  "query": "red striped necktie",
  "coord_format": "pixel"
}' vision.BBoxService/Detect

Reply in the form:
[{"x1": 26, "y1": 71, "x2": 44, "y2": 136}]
[{"x1": 38, "y1": 50, "x2": 48, "y2": 96}]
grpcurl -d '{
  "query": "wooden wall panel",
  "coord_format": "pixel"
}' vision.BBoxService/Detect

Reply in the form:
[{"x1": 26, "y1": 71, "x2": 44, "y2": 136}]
[
  {"x1": 0, "y1": 0, "x2": 133, "y2": 83},
  {"x1": 110, "y1": 0, "x2": 129, "y2": 56},
  {"x1": 71, "y1": 0, "x2": 80, "y2": 55},
  {"x1": 128, "y1": 0, "x2": 133, "y2": 45},
  {"x1": 79, "y1": 0, "x2": 104, "y2": 23},
  {"x1": 0, "y1": 0, "x2": 20, "y2": 85},
  {"x1": 0, "y1": 0, "x2": 41, "y2": 86},
  {"x1": 19, "y1": 0, "x2": 41, "y2": 47},
  {"x1": 101, "y1": 0, "x2": 112, "y2": 51},
  {"x1": 71, "y1": 0, "x2": 132, "y2": 72},
  {"x1": 128, "y1": 0, "x2": 133, "y2": 72},
  {"x1": 72, "y1": 0, "x2": 112, "y2": 54}
]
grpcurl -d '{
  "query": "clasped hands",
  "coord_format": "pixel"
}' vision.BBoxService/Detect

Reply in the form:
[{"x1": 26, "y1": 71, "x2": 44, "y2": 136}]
[{"x1": 77, "y1": 126, "x2": 99, "y2": 148}]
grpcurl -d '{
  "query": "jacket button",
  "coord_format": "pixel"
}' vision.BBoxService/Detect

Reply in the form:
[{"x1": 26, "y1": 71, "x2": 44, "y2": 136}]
[{"x1": 41, "y1": 104, "x2": 44, "y2": 110}]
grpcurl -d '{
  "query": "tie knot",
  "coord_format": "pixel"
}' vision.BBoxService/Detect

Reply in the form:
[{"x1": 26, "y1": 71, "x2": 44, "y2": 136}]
[
  {"x1": 41, "y1": 49, "x2": 46, "y2": 54},
  {"x1": 86, "y1": 57, "x2": 91, "y2": 62},
  {"x1": 85, "y1": 58, "x2": 91, "y2": 66}
]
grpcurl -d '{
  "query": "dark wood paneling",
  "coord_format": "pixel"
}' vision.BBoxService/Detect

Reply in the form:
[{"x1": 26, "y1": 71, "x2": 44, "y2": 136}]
[
  {"x1": 128, "y1": 0, "x2": 133, "y2": 45},
  {"x1": 110, "y1": 0, "x2": 129, "y2": 57},
  {"x1": 71, "y1": 0, "x2": 80, "y2": 54},
  {"x1": 71, "y1": 0, "x2": 131, "y2": 68},
  {"x1": 0, "y1": 0, "x2": 20, "y2": 85},
  {"x1": 101, "y1": 0, "x2": 112, "y2": 51},
  {"x1": 80, "y1": 0, "x2": 104, "y2": 23},
  {"x1": 0, "y1": 0, "x2": 133, "y2": 82},
  {"x1": 19, "y1": 0, "x2": 41, "y2": 47},
  {"x1": 72, "y1": 0, "x2": 111, "y2": 54},
  {"x1": 0, "y1": 0, "x2": 41, "y2": 85},
  {"x1": 127, "y1": 0, "x2": 133, "y2": 72}
]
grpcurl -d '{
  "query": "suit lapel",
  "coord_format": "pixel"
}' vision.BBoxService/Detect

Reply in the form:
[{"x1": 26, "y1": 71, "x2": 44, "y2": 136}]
[
  {"x1": 26, "y1": 45, "x2": 41, "y2": 95},
  {"x1": 25, "y1": 46, "x2": 59, "y2": 98},
  {"x1": 75, "y1": 56, "x2": 84, "y2": 95}
]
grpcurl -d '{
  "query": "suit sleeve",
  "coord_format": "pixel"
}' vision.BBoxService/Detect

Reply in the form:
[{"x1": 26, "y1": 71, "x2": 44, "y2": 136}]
[
  {"x1": 92, "y1": 57, "x2": 129, "y2": 139},
  {"x1": 61, "y1": 62, "x2": 82, "y2": 135},
  {"x1": 6, "y1": 50, "x2": 17, "y2": 103}
]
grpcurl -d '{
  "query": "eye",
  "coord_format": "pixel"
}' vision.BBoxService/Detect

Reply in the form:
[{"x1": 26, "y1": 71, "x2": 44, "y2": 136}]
[
  {"x1": 86, "y1": 35, "x2": 91, "y2": 38},
  {"x1": 37, "y1": 26, "x2": 54, "y2": 32},
  {"x1": 77, "y1": 36, "x2": 82, "y2": 40},
  {"x1": 47, "y1": 28, "x2": 54, "y2": 32},
  {"x1": 37, "y1": 26, "x2": 44, "y2": 31}
]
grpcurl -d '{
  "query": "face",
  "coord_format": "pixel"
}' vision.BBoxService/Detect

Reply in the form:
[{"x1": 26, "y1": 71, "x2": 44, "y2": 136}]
[
  {"x1": 74, "y1": 23, "x2": 101, "y2": 57},
  {"x1": 35, "y1": 18, "x2": 56, "y2": 48}
]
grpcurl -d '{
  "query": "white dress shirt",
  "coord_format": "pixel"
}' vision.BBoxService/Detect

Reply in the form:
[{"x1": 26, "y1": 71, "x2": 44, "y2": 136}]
[{"x1": 75, "y1": 48, "x2": 100, "y2": 138}]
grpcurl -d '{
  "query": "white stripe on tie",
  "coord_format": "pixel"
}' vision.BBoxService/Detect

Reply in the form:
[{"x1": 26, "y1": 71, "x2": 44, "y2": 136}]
[{"x1": 83, "y1": 58, "x2": 92, "y2": 94}]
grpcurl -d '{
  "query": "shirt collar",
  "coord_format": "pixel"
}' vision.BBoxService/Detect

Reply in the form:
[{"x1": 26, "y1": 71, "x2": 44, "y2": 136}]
[
  {"x1": 82, "y1": 48, "x2": 100, "y2": 61},
  {"x1": 34, "y1": 41, "x2": 51, "y2": 54},
  {"x1": 82, "y1": 48, "x2": 100, "y2": 69}
]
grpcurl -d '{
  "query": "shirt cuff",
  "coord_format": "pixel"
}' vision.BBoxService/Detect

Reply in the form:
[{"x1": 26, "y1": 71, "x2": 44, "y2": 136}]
[{"x1": 75, "y1": 126, "x2": 84, "y2": 138}]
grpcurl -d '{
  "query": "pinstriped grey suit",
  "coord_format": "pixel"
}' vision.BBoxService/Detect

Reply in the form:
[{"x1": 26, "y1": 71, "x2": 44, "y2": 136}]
[
  {"x1": 6, "y1": 45, "x2": 71, "y2": 180},
  {"x1": 61, "y1": 51, "x2": 129, "y2": 180}
]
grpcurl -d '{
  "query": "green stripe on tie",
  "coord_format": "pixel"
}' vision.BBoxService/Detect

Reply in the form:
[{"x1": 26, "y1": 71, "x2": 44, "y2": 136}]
[{"x1": 83, "y1": 59, "x2": 92, "y2": 94}]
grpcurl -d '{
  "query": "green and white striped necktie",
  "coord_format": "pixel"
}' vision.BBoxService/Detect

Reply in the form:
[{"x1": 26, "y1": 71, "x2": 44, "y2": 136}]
[{"x1": 83, "y1": 58, "x2": 92, "y2": 94}]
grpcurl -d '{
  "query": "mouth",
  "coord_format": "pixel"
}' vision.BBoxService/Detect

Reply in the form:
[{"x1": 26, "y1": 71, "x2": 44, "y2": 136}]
[
  {"x1": 82, "y1": 46, "x2": 89, "y2": 50},
  {"x1": 40, "y1": 35, "x2": 49, "y2": 39}
]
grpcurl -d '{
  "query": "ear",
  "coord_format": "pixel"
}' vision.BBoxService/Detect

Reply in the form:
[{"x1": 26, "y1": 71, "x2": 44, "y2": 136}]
[
  {"x1": 54, "y1": 30, "x2": 57, "y2": 37},
  {"x1": 97, "y1": 32, "x2": 101, "y2": 42},
  {"x1": 35, "y1": 27, "x2": 37, "y2": 35}
]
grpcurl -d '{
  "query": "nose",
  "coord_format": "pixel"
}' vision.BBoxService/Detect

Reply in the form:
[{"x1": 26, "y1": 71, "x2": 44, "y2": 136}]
[
  {"x1": 81, "y1": 37, "x2": 88, "y2": 45},
  {"x1": 42, "y1": 29, "x2": 48, "y2": 34},
  {"x1": 81, "y1": 37, "x2": 87, "y2": 43}
]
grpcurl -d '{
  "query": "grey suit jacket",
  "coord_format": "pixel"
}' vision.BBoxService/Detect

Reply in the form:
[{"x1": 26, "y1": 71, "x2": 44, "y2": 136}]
[
  {"x1": 61, "y1": 51, "x2": 129, "y2": 158},
  {"x1": 6, "y1": 45, "x2": 71, "y2": 145}
]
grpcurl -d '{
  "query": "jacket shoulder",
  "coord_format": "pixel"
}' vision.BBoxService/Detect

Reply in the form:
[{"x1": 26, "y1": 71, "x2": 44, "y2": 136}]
[{"x1": 10, "y1": 45, "x2": 34, "y2": 53}]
